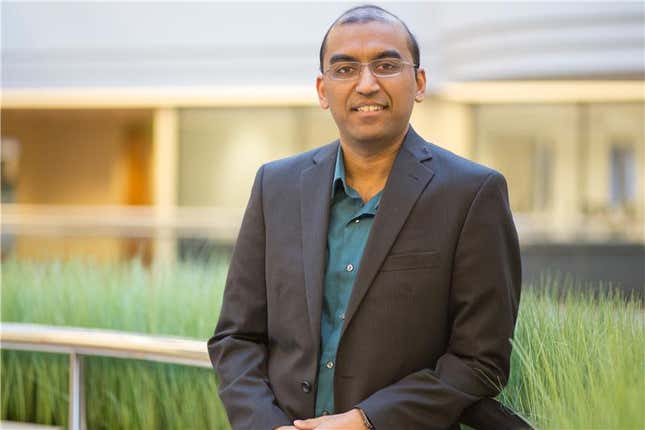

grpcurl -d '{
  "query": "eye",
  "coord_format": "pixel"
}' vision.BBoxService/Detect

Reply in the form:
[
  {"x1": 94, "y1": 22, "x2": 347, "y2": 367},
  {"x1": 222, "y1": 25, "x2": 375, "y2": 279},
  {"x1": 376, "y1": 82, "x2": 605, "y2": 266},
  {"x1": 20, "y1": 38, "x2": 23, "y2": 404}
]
[
  {"x1": 334, "y1": 63, "x2": 357, "y2": 75},
  {"x1": 373, "y1": 60, "x2": 400, "y2": 73}
]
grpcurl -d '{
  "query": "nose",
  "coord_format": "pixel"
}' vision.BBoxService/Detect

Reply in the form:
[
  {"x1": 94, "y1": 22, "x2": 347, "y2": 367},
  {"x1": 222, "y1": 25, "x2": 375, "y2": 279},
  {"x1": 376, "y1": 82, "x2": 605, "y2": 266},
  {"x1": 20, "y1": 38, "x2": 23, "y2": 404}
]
[{"x1": 355, "y1": 64, "x2": 380, "y2": 95}]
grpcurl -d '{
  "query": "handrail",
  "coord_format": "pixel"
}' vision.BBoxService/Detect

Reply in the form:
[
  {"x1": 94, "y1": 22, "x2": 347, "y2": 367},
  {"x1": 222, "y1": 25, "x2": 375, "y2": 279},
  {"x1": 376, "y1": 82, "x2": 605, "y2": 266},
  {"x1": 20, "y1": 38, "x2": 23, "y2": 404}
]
[
  {"x1": 0, "y1": 323, "x2": 211, "y2": 368},
  {"x1": 3, "y1": 203, "x2": 643, "y2": 244},
  {"x1": 0, "y1": 203, "x2": 243, "y2": 241},
  {"x1": 1, "y1": 323, "x2": 534, "y2": 430},
  {"x1": 1, "y1": 322, "x2": 211, "y2": 430}
]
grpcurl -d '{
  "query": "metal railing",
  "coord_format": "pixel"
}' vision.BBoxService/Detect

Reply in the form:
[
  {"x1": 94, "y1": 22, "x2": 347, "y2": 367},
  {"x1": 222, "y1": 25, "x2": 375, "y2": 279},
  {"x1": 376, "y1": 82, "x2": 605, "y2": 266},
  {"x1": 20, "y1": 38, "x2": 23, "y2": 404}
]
[
  {"x1": 2, "y1": 203, "x2": 642, "y2": 245},
  {"x1": 0, "y1": 323, "x2": 211, "y2": 430},
  {"x1": 0, "y1": 204, "x2": 244, "y2": 241},
  {"x1": 1, "y1": 322, "x2": 534, "y2": 430}
]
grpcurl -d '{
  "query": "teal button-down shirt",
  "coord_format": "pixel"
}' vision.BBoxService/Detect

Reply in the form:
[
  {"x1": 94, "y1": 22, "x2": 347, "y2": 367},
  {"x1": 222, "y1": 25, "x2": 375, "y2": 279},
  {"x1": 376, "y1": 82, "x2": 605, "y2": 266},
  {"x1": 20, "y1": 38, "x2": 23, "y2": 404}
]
[{"x1": 314, "y1": 146, "x2": 383, "y2": 416}]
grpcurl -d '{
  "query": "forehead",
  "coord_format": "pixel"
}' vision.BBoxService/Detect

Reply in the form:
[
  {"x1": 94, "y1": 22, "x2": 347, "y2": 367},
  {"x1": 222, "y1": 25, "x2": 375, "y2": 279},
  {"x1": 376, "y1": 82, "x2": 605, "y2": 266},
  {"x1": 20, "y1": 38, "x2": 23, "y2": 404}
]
[{"x1": 324, "y1": 20, "x2": 411, "y2": 63}]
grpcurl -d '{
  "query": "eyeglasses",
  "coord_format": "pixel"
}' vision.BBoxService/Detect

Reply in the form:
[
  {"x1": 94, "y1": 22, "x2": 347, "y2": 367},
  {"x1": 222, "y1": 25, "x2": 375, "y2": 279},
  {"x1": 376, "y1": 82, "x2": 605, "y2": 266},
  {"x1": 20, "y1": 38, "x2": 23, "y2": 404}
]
[{"x1": 323, "y1": 58, "x2": 417, "y2": 81}]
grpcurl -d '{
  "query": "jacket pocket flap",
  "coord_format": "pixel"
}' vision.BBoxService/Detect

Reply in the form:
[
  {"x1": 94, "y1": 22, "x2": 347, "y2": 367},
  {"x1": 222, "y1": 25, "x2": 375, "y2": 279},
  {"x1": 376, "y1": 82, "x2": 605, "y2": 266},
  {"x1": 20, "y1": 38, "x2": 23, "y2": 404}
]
[{"x1": 381, "y1": 251, "x2": 440, "y2": 271}]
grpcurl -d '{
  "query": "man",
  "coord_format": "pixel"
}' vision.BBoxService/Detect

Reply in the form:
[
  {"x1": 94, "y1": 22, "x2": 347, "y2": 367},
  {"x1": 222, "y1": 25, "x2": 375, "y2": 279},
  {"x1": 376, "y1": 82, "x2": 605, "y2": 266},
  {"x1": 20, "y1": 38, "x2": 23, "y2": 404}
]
[{"x1": 208, "y1": 5, "x2": 521, "y2": 430}]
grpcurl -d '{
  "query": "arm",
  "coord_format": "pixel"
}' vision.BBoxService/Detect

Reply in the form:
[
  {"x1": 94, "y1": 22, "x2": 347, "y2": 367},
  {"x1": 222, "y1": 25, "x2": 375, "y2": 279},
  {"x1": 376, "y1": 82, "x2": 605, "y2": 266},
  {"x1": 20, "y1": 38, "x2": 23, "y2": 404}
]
[
  {"x1": 356, "y1": 172, "x2": 522, "y2": 429},
  {"x1": 207, "y1": 166, "x2": 292, "y2": 430}
]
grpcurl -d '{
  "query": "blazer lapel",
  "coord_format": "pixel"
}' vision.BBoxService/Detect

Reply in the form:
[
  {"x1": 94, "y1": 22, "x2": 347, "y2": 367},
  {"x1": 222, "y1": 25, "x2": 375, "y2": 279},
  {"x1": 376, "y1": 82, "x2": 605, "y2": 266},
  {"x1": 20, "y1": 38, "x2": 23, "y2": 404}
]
[
  {"x1": 300, "y1": 142, "x2": 338, "y2": 352},
  {"x1": 341, "y1": 127, "x2": 435, "y2": 338}
]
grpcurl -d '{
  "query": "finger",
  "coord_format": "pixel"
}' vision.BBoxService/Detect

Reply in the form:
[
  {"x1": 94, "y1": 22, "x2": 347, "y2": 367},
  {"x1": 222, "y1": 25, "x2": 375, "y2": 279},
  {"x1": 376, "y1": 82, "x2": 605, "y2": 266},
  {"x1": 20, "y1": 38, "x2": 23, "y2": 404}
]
[{"x1": 293, "y1": 417, "x2": 324, "y2": 429}]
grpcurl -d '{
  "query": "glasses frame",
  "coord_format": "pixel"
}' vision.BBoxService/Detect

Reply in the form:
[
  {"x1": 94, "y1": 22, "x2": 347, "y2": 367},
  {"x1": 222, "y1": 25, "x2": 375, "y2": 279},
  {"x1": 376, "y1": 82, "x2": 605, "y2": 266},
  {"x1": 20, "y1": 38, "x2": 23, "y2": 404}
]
[{"x1": 323, "y1": 59, "x2": 418, "y2": 81}]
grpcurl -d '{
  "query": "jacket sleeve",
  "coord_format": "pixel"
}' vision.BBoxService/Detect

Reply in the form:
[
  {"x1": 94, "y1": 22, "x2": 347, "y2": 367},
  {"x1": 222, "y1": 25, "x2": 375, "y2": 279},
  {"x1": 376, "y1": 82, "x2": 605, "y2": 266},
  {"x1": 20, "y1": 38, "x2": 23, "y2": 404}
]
[
  {"x1": 207, "y1": 165, "x2": 292, "y2": 430},
  {"x1": 356, "y1": 171, "x2": 522, "y2": 429}
]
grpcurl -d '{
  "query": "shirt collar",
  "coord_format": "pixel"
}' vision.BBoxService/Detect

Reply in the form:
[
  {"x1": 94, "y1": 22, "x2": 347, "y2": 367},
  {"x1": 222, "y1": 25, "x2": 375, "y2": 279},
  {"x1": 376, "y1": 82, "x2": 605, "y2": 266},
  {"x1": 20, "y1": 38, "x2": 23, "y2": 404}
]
[
  {"x1": 331, "y1": 144, "x2": 351, "y2": 199},
  {"x1": 331, "y1": 145, "x2": 382, "y2": 212}
]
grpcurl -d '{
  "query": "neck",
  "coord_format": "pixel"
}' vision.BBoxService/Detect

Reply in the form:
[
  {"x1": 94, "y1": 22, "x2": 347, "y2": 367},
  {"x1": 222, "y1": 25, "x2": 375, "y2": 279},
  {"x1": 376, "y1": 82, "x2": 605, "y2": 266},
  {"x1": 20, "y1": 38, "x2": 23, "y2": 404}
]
[{"x1": 339, "y1": 127, "x2": 408, "y2": 202}]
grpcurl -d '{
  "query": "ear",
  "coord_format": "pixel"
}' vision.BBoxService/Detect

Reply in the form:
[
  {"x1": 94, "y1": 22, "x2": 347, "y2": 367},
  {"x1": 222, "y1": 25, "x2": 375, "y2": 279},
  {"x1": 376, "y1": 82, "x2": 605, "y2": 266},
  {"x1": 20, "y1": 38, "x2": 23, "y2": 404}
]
[
  {"x1": 316, "y1": 75, "x2": 329, "y2": 109},
  {"x1": 414, "y1": 68, "x2": 427, "y2": 103}
]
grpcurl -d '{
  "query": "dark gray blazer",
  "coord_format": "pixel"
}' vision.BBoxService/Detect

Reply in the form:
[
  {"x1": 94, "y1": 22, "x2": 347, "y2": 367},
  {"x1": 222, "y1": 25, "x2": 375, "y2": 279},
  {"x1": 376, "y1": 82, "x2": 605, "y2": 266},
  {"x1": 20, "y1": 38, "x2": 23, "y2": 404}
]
[{"x1": 208, "y1": 126, "x2": 521, "y2": 430}]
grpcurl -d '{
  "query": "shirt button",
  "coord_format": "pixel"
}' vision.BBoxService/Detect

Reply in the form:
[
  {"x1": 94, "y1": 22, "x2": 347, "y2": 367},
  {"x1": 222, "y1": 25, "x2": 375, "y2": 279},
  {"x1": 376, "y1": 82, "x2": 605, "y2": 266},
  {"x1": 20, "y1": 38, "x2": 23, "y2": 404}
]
[
  {"x1": 354, "y1": 219, "x2": 360, "y2": 223},
  {"x1": 339, "y1": 313, "x2": 345, "y2": 320},
  {"x1": 301, "y1": 380, "x2": 312, "y2": 393},
  {"x1": 322, "y1": 410, "x2": 329, "y2": 415},
  {"x1": 346, "y1": 264, "x2": 354, "y2": 272},
  {"x1": 326, "y1": 360, "x2": 334, "y2": 369}
]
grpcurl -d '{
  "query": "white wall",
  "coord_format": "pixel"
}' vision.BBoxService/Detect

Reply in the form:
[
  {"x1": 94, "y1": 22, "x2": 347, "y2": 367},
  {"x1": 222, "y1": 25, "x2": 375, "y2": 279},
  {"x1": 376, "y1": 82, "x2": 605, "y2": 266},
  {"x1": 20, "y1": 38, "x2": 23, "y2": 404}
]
[{"x1": 2, "y1": 1, "x2": 642, "y2": 92}]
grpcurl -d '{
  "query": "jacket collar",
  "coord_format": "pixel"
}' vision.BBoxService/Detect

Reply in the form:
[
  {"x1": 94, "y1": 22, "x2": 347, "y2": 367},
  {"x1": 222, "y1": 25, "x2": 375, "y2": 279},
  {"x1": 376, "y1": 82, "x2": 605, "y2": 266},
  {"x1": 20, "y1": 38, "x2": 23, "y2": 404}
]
[
  {"x1": 300, "y1": 126, "x2": 435, "y2": 348},
  {"x1": 341, "y1": 126, "x2": 435, "y2": 338}
]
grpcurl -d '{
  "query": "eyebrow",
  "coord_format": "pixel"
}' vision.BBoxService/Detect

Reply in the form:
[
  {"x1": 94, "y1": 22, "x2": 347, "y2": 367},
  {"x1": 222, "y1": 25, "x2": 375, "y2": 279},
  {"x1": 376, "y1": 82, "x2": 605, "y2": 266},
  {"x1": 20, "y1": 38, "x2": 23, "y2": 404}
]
[
  {"x1": 329, "y1": 54, "x2": 358, "y2": 64},
  {"x1": 373, "y1": 50, "x2": 402, "y2": 61},
  {"x1": 328, "y1": 50, "x2": 403, "y2": 65}
]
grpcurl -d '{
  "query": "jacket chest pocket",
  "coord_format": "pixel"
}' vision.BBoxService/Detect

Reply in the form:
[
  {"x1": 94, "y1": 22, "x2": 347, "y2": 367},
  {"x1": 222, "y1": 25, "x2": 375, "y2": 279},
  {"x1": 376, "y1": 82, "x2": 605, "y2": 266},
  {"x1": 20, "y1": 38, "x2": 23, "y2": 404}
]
[{"x1": 380, "y1": 250, "x2": 440, "y2": 272}]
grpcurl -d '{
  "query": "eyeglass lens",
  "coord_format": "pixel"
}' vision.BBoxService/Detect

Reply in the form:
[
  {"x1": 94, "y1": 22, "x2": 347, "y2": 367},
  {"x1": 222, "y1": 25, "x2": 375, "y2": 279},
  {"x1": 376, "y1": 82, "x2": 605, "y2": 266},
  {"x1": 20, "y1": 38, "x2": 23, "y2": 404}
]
[{"x1": 330, "y1": 59, "x2": 404, "y2": 80}]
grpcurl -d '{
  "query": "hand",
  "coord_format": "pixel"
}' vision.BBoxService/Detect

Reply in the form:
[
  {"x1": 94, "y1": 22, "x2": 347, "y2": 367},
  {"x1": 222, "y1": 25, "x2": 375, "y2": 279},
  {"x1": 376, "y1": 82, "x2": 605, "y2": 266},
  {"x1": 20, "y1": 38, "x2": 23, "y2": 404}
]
[
  {"x1": 275, "y1": 427, "x2": 298, "y2": 430},
  {"x1": 293, "y1": 409, "x2": 367, "y2": 429}
]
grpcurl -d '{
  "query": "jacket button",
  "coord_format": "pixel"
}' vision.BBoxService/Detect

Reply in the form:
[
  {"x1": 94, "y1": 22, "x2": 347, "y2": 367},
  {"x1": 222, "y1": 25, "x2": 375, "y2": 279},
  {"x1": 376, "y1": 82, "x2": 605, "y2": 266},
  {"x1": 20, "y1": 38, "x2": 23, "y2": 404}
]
[{"x1": 301, "y1": 380, "x2": 312, "y2": 393}]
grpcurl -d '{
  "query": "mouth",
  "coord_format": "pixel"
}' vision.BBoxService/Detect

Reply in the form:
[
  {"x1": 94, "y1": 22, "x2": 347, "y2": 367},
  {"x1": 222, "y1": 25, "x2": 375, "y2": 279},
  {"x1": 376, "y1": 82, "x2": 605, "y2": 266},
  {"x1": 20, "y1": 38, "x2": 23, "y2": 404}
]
[{"x1": 351, "y1": 104, "x2": 388, "y2": 113}]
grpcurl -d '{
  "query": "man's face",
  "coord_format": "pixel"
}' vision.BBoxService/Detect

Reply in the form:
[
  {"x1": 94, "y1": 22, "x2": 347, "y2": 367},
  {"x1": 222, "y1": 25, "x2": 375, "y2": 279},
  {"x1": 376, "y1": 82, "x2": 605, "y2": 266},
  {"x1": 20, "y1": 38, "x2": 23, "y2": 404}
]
[{"x1": 316, "y1": 20, "x2": 426, "y2": 146}]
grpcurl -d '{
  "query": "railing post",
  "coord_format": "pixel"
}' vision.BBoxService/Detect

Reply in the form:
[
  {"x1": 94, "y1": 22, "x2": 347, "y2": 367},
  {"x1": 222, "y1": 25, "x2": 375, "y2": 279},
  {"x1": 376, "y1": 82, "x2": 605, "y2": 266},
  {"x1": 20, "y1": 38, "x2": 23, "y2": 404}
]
[{"x1": 68, "y1": 352, "x2": 86, "y2": 430}]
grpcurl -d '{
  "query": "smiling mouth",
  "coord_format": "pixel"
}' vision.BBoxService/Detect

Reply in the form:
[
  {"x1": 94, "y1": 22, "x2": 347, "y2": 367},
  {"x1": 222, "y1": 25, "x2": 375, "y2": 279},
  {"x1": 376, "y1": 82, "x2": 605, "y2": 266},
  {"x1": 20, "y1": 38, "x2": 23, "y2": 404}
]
[{"x1": 352, "y1": 104, "x2": 387, "y2": 112}]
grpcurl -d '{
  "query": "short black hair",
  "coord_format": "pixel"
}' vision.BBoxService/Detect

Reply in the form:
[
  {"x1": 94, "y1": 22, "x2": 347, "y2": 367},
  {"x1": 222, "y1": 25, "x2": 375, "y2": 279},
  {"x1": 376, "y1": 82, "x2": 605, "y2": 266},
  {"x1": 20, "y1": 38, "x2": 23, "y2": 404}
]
[{"x1": 319, "y1": 4, "x2": 420, "y2": 73}]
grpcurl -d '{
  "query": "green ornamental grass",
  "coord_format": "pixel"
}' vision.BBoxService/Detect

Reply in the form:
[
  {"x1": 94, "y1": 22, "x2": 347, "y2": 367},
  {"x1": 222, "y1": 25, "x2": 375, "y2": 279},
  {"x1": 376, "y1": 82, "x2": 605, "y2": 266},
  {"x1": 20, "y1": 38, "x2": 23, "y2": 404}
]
[{"x1": 1, "y1": 259, "x2": 643, "y2": 429}]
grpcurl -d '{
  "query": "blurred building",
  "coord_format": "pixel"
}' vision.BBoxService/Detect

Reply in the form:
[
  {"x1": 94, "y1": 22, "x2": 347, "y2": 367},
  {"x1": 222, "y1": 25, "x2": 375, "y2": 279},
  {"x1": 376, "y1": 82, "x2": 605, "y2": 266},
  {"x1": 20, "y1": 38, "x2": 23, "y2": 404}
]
[{"x1": 1, "y1": 2, "x2": 643, "y2": 291}]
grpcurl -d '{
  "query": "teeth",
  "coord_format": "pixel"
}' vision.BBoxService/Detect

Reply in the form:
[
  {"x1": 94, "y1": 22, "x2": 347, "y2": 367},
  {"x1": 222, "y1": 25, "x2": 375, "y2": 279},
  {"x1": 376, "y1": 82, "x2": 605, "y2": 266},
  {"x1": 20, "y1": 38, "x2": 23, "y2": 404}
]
[{"x1": 356, "y1": 105, "x2": 384, "y2": 112}]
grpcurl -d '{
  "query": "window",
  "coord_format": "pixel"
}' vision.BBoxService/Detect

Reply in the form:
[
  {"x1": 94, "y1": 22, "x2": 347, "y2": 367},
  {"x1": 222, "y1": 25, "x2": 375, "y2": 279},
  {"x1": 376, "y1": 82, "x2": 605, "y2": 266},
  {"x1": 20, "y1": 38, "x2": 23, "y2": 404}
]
[{"x1": 609, "y1": 142, "x2": 637, "y2": 209}]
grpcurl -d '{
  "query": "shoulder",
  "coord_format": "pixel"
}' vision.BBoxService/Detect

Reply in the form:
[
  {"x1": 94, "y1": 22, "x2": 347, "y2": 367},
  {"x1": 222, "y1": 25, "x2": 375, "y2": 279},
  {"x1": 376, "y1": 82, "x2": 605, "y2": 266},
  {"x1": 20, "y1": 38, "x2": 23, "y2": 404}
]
[
  {"x1": 249, "y1": 141, "x2": 337, "y2": 196},
  {"x1": 425, "y1": 141, "x2": 507, "y2": 190},
  {"x1": 260, "y1": 141, "x2": 338, "y2": 181}
]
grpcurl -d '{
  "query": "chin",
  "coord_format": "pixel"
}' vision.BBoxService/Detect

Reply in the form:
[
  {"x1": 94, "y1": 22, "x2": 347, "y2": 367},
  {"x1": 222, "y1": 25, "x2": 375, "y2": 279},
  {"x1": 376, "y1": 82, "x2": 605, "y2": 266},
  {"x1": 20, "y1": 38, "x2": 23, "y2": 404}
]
[{"x1": 347, "y1": 126, "x2": 396, "y2": 145}]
